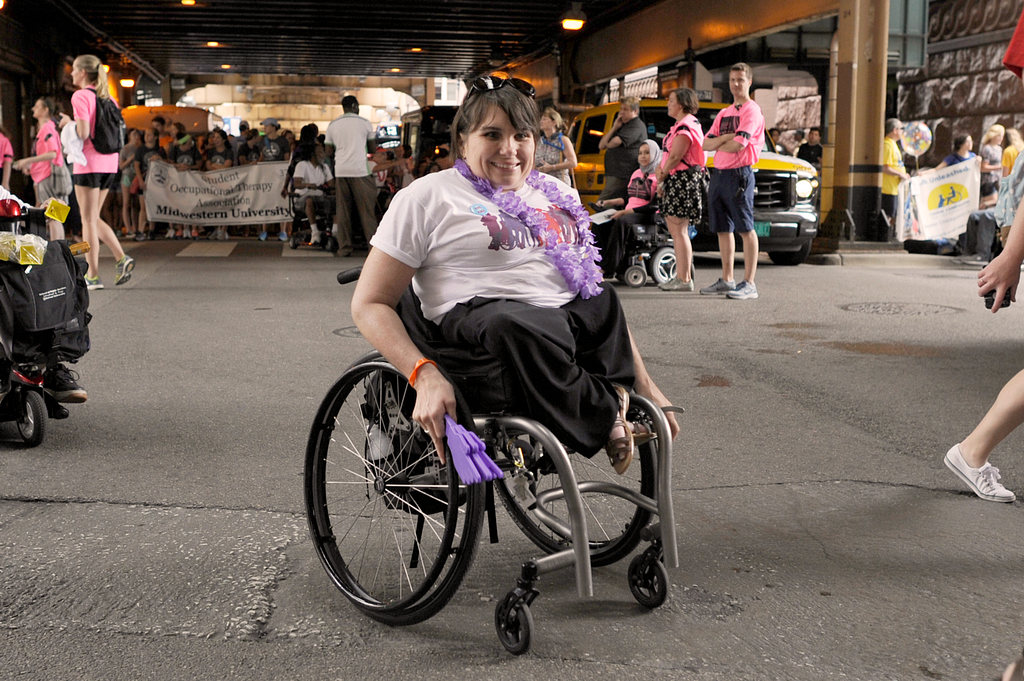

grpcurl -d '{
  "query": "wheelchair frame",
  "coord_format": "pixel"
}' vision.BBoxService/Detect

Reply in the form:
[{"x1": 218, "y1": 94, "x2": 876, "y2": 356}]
[{"x1": 304, "y1": 273, "x2": 679, "y2": 655}]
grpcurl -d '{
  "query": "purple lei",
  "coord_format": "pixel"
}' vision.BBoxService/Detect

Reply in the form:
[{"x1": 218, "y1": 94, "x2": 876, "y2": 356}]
[{"x1": 454, "y1": 159, "x2": 604, "y2": 298}]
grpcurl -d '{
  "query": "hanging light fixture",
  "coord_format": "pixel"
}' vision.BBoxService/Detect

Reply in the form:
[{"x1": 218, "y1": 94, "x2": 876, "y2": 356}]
[
  {"x1": 561, "y1": 3, "x2": 586, "y2": 31},
  {"x1": 119, "y1": 78, "x2": 135, "y2": 88}
]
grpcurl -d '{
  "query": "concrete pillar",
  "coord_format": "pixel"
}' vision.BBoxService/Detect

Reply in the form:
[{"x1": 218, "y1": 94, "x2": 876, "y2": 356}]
[{"x1": 825, "y1": 0, "x2": 890, "y2": 242}]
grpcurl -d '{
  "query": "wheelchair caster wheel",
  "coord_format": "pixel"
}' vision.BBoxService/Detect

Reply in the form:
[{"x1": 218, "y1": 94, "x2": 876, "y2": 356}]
[
  {"x1": 628, "y1": 548, "x2": 669, "y2": 609},
  {"x1": 495, "y1": 591, "x2": 534, "y2": 655},
  {"x1": 623, "y1": 265, "x2": 647, "y2": 288},
  {"x1": 289, "y1": 235, "x2": 300, "y2": 249},
  {"x1": 327, "y1": 235, "x2": 339, "y2": 253}
]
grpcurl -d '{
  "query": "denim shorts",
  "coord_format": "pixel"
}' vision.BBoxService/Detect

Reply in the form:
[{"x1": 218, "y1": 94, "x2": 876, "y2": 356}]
[{"x1": 708, "y1": 166, "x2": 755, "y2": 234}]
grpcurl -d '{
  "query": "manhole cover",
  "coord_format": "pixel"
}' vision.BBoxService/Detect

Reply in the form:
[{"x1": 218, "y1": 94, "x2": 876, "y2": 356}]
[
  {"x1": 839, "y1": 302, "x2": 963, "y2": 316},
  {"x1": 333, "y1": 326, "x2": 363, "y2": 338}
]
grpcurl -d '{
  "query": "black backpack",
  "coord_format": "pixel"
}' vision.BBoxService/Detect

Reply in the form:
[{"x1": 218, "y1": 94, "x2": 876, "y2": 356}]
[{"x1": 88, "y1": 89, "x2": 126, "y2": 155}]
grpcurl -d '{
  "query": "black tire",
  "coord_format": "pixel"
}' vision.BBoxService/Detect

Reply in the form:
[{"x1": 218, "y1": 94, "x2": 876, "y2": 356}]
[
  {"x1": 494, "y1": 400, "x2": 657, "y2": 567},
  {"x1": 623, "y1": 265, "x2": 647, "y2": 288},
  {"x1": 628, "y1": 550, "x2": 669, "y2": 609},
  {"x1": 17, "y1": 390, "x2": 46, "y2": 447},
  {"x1": 768, "y1": 240, "x2": 812, "y2": 266},
  {"x1": 304, "y1": 361, "x2": 486, "y2": 626},
  {"x1": 495, "y1": 593, "x2": 534, "y2": 655},
  {"x1": 289, "y1": 235, "x2": 301, "y2": 250},
  {"x1": 327, "y1": 235, "x2": 339, "y2": 254},
  {"x1": 649, "y1": 247, "x2": 676, "y2": 284}
]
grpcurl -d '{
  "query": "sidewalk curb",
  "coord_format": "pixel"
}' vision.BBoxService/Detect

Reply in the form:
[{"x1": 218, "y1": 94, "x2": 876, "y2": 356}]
[{"x1": 806, "y1": 252, "x2": 967, "y2": 268}]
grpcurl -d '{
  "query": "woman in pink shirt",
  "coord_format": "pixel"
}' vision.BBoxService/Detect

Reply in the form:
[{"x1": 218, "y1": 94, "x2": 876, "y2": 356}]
[
  {"x1": 655, "y1": 88, "x2": 706, "y2": 292},
  {"x1": 0, "y1": 126, "x2": 13, "y2": 190},
  {"x1": 62, "y1": 54, "x2": 134, "y2": 289},
  {"x1": 13, "y1": 96, "x2": 68, "y2": 240}
]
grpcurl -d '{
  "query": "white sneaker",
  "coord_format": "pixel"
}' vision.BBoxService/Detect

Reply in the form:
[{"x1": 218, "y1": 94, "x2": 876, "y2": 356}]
[
  {"x1": 944, "y1": 444, "x2": 1016, "y2": 502},
  {"x1": 726, "y1": 280, "x2": 758, "y2": 300}
]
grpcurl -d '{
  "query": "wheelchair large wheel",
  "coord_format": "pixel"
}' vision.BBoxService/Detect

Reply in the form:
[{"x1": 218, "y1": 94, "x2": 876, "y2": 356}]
[
  {"x1": 650, "y1": 247, "x2": 676, "y2": 285},
  {"x1": 304, "y1": 361, "x2": 486, "y2": 626},
  {"x1": 494, "y1": 401, "x2": 657, "y2": 567}
]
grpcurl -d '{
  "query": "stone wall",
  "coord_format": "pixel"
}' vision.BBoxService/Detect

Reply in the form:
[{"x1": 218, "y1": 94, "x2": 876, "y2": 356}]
[{"x1": 898, "y1": 0, "x2": 1024, "y2": 168}]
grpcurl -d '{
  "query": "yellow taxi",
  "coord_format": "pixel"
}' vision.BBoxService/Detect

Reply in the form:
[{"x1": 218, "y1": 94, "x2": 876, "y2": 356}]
[{"x1": 568, "y1": 99, "x2": 819, "y2": 265}]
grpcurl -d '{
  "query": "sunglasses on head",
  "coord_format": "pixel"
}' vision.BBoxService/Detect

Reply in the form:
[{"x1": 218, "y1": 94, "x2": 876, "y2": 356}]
[{"x1": 468, "y1": 75, "x2": 536, "y2": 99}]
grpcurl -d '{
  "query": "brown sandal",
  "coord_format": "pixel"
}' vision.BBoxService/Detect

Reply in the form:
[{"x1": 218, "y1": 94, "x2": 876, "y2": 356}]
[
  {"x1": 632, "y1": 421, "x2": 657, "y2": 446},
  {"x1": 606, "y1": 385, "x2": 633, "y2": 475}
]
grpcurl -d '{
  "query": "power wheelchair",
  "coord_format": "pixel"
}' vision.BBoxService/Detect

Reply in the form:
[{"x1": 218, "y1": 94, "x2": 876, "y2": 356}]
[{"x1": 303, "y1": 268, "x2": 679, "y2": 654}]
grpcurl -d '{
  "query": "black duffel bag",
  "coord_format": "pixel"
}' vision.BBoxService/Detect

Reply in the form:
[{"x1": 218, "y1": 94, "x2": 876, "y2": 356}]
[{"x1": 0, "y1": 240, "x2": 90, "y2": 366}]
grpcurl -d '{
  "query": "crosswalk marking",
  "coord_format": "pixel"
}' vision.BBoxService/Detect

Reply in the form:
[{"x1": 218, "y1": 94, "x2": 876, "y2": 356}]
[{"x1": 176, "y1": 242, "x2": 238, "y2": 257}]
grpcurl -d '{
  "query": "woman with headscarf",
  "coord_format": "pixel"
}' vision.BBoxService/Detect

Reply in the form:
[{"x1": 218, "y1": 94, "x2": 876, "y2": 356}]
[{"x1": 592, "y1": 140, "x2": 661, "y2": 278}]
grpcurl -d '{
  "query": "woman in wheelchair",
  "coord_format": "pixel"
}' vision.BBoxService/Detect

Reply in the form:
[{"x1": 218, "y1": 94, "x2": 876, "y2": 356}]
[
  {"x1": 351, "y1": 75, "x2": 678, "y2": 475},
  {"x1": 292, "y1": 142, "x2": 334, "y2": 245},
  {"x1": 591, "y1": 139, "x2": 662, "y2": 277}
]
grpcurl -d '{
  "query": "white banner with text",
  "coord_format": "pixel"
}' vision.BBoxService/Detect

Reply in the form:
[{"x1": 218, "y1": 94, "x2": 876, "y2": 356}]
[
  {"x1": 896, "y1": 157, "x2": 981, "y2": 242},
  {"x1": 144, "y1": 161, "x2": 290, "y2": 226}
]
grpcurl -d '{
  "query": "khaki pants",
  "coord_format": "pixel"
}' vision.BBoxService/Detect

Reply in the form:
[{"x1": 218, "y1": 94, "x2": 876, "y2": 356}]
[{"x1": 334, "y1": 175, "x2": 378, "y2": 253}]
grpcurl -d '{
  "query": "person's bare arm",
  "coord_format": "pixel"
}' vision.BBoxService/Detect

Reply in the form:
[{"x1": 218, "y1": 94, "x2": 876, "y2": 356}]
[
  {"x1": 351, "y1": 249, "x2": 456, "y2": 458},
  {"x1": 599, "y1": 115, "x2": 625, "y2": 151},
  {"x1": 1, "y1": 160, "x2": 10, "y2": 190},
  {"x1": 979, "y1": 190, "x2": 1024, "y2": 313},
  {"x1": 627, "y1": 329, "x2": 680, "y2": 439},
  {"x1": 703, "y1": 133, "x2": 735, "y2": 152},
  {"x1": 656, "y1": 136, "x2": 689, "y2": 186}
]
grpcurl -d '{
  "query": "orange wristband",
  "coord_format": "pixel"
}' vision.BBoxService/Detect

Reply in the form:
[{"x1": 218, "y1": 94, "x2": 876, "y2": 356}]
[{"x1": 407, "y1": 358, "x2": 438, "y2": 389}]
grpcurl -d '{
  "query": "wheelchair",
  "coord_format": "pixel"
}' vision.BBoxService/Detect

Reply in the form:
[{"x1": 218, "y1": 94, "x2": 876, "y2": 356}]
[
  {"x1": 303, "y1": 269, "x2": 679, "y2": 655},
  {"x1": 288, "y1": 191, "x2": 339, "y2": 253},
  {"x1": 605, "y1": 213, "x2": 697, "y2": 289}
]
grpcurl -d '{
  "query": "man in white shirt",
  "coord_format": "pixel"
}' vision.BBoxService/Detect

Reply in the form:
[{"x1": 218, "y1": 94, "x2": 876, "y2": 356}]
[{"x1": 324, "y1": 95, "x2": 377, "y2": 256}]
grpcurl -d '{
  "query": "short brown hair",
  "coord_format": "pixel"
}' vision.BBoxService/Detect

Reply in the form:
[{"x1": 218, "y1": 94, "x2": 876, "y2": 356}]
[
  {"x1": 621, "y1": 96, "x2": 641, "y2": 112},
  {"x1": 731, "y1": 62, "x2": 753, "y2": 80},
  {"x1": 451, "y1": 85, "x2": 539, "y2": 158},
  {"x1": 671, "y1": 88, "x2": 699, "y2": 115}
]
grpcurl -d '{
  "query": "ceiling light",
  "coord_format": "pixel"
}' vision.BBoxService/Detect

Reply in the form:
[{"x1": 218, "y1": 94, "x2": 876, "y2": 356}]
[
  {"x1": 181, "y1": 0, "x2": 196, "y2": 5},
  {"x1": 221, "y1": 64, "x2": 231, "y2": 69},
  {"x1": 102, "y1": 64, "x2": 110, "y2": 73},
  {"x1": 561, "y1": 2, "x2": 586, "y2": 30},
  {"x1": 390, "y1": 68, "x2": 401, "y2": 73},
  {"x1": 119, "y1": 78, "x2": 135, "y2": 88},
  {"x1": 410, "y1": 48, "x2": 422, "y2": 53},
  {"x1": 207, "y1": 41, "x2": 219, "y2": 47}
]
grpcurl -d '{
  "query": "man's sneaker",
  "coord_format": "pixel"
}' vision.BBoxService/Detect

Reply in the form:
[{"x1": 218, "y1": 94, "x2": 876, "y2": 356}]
[
  {"x1": 726, "y1": 280, "x2": 758, "y2": 300},
  {"x1": 85, "y1": 275, "x2": 103, "y2": 291},
  {"x1": 699, "y1": 278, "x2": 735, "y2": 295},
  {"x1": 278, "y1": 231, "x2": 288, "y2": 241},
  {"x1": 115, "y1": 255, "x2": 135, "y2": 286},
  {"x1": 659, "y1": 276, "x2": 695, "y2": 291},
  {"x1": 258, "y1": 231, "x2": 268, "y2": 241},
  {"x1": 134, "y1": 232, "x2": 147, "y2": 241},
  {"x1": 944, "y1": 443, "x2": 1016, "y2": 502},
  {"x1": 43, "y1": 364, "x2": 87, "y2": 403}
]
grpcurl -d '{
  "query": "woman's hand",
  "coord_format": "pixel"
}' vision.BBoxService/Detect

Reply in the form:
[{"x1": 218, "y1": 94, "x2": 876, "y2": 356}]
[
  {"x1": 634, "y1": 381, "x2": 680, "y2": 440},
  {"x1": 12, "y1": 159, "x2": 27, "y2": 172},
  {"x1": 611, "y1": 209, "x2": 628, "y2": 220},
  {"x1": 409, "y1": 364, "x2": 458, "y2": 462},
  {"x1": 58, "y1": 113, "x2": 71, "y2": 130},
  {"x1": 978, "y1": 249, "x2": 1022, "y2": 314}
]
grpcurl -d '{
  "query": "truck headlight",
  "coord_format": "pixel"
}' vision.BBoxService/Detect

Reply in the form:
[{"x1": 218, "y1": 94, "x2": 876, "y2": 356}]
[{"x1": 796, "y1": 179, "x2": 815, "y2": 199}]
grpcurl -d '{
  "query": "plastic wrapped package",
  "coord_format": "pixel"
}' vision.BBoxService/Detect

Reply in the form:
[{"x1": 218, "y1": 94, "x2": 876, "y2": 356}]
[{"x1": 0, "y1": 232, "x2": 48, "y2": 265}]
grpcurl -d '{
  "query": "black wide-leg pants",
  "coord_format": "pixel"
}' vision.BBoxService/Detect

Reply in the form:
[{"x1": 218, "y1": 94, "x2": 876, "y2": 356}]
[{"x1": 439, "y1": 283, "x2": 635, "y2": 456}]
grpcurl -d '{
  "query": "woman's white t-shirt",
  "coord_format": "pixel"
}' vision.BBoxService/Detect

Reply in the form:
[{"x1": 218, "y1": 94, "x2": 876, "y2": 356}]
[
  {"x1": 371, "y1": 168, "x2": 588, "y2": 323},
  {"x1": 294, "y1": 160, "x2": 333, "y2": 197}
]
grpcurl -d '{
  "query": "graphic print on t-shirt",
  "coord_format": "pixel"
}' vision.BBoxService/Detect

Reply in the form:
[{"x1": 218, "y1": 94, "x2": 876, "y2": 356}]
[{"x1": 481, "y1": 206, "x2": 582, "y2": 252}]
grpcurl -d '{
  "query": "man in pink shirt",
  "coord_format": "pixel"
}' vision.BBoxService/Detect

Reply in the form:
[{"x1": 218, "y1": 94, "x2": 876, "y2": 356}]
[{"x1": 701, "y1": 63, "x2": 765, "y2": 300}]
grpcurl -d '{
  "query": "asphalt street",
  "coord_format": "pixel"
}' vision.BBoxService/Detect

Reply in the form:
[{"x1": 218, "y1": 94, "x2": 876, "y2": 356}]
[{"x1": 1, "y1": 239, "x2": 1022, "y2": 680}]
